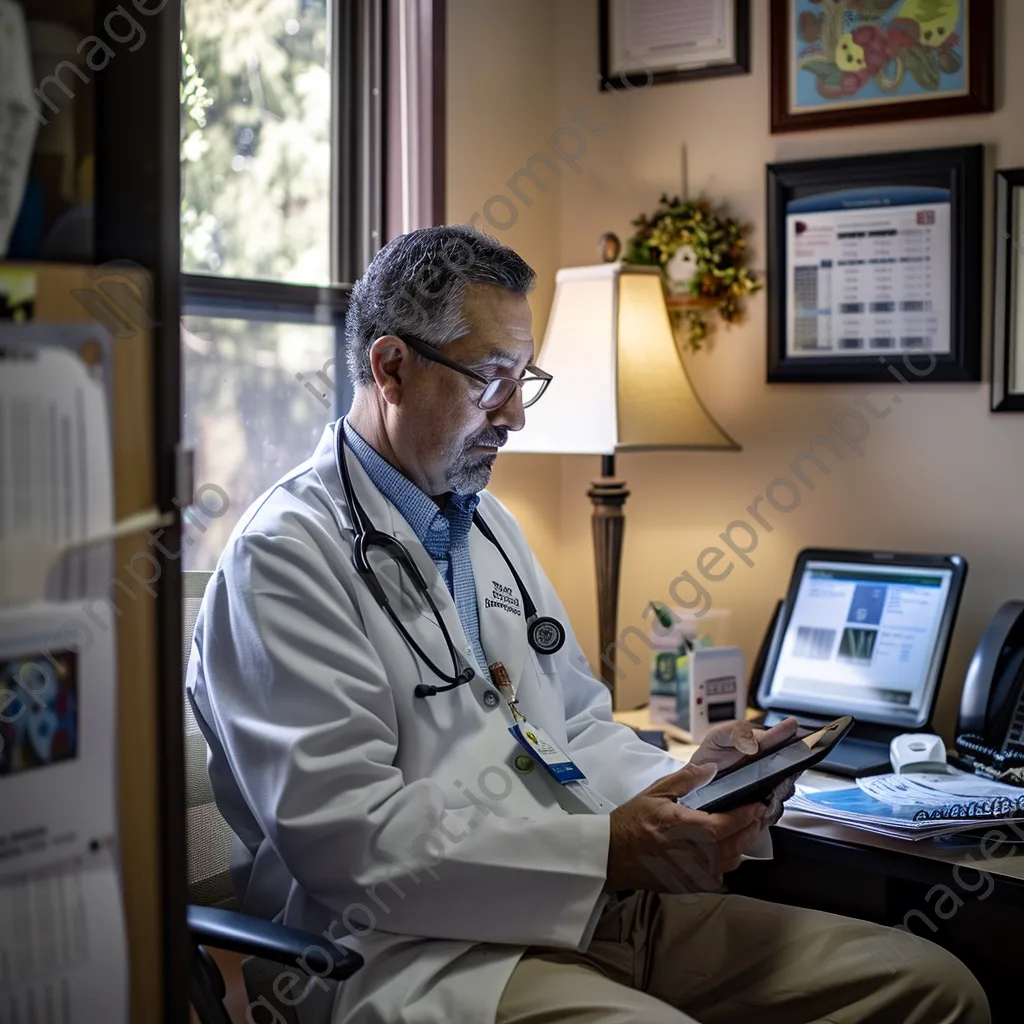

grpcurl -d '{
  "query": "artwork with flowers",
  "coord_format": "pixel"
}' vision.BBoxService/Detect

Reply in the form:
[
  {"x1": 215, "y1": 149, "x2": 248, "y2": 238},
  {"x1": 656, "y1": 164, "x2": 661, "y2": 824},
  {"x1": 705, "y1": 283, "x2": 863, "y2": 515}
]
[{"x1": 770, "y1": 0, "x2": 993, "y2": 132}]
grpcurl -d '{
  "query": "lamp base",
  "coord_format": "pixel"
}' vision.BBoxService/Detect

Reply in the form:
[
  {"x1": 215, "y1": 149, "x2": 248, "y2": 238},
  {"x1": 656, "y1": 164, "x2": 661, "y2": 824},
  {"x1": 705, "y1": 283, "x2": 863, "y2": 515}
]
[{"x1": 588, "y1": 467, "x2": 629, "y2": 699}]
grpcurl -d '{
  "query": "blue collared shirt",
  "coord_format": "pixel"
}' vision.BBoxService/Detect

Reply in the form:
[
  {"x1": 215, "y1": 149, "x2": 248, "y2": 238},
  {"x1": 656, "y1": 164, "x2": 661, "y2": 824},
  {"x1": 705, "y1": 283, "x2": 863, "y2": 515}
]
[{"x1": 342, "y1": 420, "x2": 489, "y2": 677}]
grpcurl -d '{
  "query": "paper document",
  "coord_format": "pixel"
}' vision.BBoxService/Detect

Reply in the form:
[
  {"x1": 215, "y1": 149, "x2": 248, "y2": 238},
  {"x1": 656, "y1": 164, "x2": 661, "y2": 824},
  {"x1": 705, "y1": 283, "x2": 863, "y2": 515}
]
[
  {"x1": 0, "y1": 0, "x2": 40, "y2": 256},
  {"x1": 0, "y1": 852, "x2": 128, "y2": 1024},
  {"x1": 0, "y1": 327, "x2": 127, "y2": 1019},
  {"x1": 609, "y1": 0, "x2": 735, "y2": 69},
  {"x1": 0, "y1": 336, "x2": 114, "y2": 606},
  {"x1": 0, "y1": 604, "x2": 117, "y2": 879},
  {"x1": 0, "y1": 604, "x2": 127, "y2": 1022},
  {"x1": 857, "y1": 772, "x2": 1024, "y2": 809},
  {"x1": 790, "y1": 772, "x2": 1024, "y2": 841},
  {"x1": 624, "y1": 0, "x2": 727, "y2": 53}
]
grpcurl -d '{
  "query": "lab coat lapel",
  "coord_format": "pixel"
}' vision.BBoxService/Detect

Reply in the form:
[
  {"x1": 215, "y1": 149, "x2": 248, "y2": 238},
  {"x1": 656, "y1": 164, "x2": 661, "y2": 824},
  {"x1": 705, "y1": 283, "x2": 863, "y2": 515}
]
[
  {"x1": 472, "y1": 524, "x2": 529, "y2": 693},
  {"x1": 315, "y1": 421, "x2": 476, "y2": 683},
  {"x1": 312, "y1": 421, "x2": 354, "y2": 532}
]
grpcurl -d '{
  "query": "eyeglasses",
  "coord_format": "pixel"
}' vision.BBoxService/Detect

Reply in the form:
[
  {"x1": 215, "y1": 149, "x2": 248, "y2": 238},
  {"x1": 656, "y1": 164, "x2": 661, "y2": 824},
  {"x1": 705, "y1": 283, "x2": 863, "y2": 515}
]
[{"x1": 401, "y1": 335, "x2": 552, "y2": 412}]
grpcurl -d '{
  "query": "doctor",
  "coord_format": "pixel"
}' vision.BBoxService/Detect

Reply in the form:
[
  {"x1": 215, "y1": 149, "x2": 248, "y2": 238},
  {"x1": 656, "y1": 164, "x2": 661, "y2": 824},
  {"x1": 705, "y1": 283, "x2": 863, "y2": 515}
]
[{"x1": 187, "y1": 226, "x2": 988, "y2": 1024}]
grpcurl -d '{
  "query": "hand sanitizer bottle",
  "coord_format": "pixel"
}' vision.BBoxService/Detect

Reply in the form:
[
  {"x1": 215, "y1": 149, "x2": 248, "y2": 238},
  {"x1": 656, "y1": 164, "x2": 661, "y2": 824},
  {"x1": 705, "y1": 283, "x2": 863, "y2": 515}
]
[{"x1": 646, "y1": 602, "x2": 693, "y2": 729}]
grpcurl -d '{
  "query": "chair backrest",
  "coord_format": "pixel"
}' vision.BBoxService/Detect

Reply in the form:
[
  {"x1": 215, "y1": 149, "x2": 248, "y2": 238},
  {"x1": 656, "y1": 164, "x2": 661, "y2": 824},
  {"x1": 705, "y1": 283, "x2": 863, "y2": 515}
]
[{"x1": 183, "y1": 569, "x2": 236, "y2": 908}]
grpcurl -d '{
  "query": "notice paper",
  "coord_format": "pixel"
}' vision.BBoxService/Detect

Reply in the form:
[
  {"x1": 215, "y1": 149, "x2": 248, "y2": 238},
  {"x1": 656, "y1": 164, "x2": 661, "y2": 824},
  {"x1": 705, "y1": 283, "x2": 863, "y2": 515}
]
[
  {"x1": 0, "y1": 605, "x2": 127, "y2": 1023},
  {"x1": 0, "y1": 0, "x2": 39, "y2": 256},
  {"x1": 0, "y1": 323, "x2": 127, "y2": 1020},
  {"x1": 0, "y1": 335, "x2": 114, "y2": 606},
  {"x1": 786, "y1": 187, "x2": 952, "y2": 359},
  {"x1": 610, "y1": 0, "x2": 734, "y2": 69},
  {"x1": 0, "y1": 851, "x2": 128, "y2": 1024},
  {"x1": 0, "y1": 604, "x2": 117, "y2": 877}
]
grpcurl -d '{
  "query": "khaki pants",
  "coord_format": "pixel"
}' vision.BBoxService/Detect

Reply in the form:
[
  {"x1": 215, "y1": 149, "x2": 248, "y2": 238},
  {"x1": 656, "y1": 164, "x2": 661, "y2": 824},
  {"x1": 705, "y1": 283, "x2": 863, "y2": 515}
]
[{"x1": 496, "y1": 892, "x2": 990, "y2": 1024}]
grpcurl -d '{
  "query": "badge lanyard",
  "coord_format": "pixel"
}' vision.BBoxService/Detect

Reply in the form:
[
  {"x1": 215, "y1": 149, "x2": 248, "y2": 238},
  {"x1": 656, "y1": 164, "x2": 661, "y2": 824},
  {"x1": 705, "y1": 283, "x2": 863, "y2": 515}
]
[{"x1": 489, "y1": 661, "x2": 613, "y2": 814}]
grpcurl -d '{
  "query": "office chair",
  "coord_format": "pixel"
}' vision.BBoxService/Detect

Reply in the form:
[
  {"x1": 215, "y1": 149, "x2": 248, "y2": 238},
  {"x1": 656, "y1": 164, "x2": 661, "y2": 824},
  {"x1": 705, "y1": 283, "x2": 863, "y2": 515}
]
[{"x1": 182, "y1": 571, "x2": 362, "y2": 1023}]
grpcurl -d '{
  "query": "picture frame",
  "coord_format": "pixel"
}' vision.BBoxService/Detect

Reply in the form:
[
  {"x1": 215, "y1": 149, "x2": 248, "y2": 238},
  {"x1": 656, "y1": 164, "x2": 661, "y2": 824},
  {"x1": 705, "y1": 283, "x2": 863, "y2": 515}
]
[
  {"x1": 992, "y1": 168, "x2": 1024, "y2": 412},
  {"x1": 770, "y1": 0, "x2": 994, "y2": 134},
  {"x1": 599, "y1": 0, "x2": 750, "y2": 89},
  {"x1": 766, "y1": 146, "x2": 983, "y2": 384}
]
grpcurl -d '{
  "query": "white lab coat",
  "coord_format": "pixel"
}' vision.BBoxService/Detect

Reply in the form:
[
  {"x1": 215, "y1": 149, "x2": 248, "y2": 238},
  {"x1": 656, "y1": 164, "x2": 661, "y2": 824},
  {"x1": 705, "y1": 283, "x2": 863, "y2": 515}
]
[{"x1": 186, "y1": 421, "x2": 736, "y2": 1024}]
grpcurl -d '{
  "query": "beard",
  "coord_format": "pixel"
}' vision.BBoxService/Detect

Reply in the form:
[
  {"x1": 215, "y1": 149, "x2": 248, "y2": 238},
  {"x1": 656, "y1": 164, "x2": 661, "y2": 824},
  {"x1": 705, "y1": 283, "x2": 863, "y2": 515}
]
[{"x1": 444, "y1": 426, "x2": 509, "y2": 494}]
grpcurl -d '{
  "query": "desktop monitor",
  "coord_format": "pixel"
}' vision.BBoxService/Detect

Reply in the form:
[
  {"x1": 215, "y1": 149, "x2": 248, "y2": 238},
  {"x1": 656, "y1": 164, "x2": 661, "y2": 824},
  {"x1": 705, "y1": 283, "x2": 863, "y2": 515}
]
[{"x1": 757, "y1": 549, "x2": 967, "y2": 731}]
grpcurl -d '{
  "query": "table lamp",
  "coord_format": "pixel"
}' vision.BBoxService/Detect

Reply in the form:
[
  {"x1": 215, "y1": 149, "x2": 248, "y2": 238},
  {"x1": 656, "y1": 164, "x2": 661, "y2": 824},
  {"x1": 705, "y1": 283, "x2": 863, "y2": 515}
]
[{"x1": 504, "y1": 258, "x2": 739, "y2": 699}]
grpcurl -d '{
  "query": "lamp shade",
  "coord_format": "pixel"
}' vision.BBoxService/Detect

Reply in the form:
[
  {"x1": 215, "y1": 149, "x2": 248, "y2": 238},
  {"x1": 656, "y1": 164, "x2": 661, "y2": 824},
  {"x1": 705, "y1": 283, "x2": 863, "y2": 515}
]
[{"x1": 506, "y1": 263, "x2": 738, "y2": 455}]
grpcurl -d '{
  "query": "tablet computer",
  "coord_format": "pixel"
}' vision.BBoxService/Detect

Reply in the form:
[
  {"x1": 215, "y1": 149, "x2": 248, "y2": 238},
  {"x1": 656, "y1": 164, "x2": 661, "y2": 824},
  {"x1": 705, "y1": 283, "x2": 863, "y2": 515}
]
[{"x1": 678, "y1": 716, "x2": 855, "y2": 813}]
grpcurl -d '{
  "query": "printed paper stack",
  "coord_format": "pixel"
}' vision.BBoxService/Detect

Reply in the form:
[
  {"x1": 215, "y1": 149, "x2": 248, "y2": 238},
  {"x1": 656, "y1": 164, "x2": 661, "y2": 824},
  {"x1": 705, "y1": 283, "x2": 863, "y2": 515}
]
[{"x1": 788, "y1": 772, "x2": 1024, "y2": 841}]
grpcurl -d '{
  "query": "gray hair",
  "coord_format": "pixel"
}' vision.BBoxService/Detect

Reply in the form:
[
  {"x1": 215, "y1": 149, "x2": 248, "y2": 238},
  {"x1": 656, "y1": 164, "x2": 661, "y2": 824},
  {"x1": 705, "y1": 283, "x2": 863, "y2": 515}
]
[{"x1": 344, "y1": 225, "x2": 537, "y2": 386}]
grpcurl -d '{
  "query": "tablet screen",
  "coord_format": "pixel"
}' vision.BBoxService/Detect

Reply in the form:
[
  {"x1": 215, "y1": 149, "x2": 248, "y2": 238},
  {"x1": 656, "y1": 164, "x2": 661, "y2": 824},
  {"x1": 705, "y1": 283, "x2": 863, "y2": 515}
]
[{"x1": 679, "y1": 718, "x2": 851, "y2": 811}]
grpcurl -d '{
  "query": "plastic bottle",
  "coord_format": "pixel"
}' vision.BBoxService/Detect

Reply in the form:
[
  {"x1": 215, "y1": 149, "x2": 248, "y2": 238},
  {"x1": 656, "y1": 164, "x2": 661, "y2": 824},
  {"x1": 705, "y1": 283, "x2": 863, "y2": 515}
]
[{"x1": 646, "y1": 602, "x2": 692, "y2": 728}]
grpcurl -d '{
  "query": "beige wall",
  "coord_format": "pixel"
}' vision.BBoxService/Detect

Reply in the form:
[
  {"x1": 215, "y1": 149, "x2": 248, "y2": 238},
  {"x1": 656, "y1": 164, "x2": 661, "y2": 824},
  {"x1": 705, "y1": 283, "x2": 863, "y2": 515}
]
[
  {"x1": 447, "y1": 0, "x2": 565, "y2": 571},
  {"x1": 450, "y1": 0, "x2": 1023, "y2": 738}
]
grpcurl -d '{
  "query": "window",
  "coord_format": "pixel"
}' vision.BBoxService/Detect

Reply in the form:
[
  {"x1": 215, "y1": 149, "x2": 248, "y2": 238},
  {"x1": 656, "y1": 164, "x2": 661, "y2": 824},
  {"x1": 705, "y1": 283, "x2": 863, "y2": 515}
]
[
  {"x1": 181, "y1": 0, "x2": 333, "y2": 284},
  {"x1": 182, "y1": 314, "x2": 338, "y2": 568},
  {"x1": 180, "y1": 0, "x2": 384, "y2": 569}
]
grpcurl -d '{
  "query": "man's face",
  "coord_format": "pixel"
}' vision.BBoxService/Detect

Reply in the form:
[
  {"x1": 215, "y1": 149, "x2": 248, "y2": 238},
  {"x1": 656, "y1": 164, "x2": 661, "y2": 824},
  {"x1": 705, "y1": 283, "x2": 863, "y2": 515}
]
[{"x1": 388, "y1": 283, "x2": 534, "y2": 496}]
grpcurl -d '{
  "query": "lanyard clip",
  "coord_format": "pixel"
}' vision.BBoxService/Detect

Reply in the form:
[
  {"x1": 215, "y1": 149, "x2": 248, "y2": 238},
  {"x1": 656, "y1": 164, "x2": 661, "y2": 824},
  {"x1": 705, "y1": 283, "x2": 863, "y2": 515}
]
[{"x1": 489, "y1": 661, "x2": 524, "y2": 721}]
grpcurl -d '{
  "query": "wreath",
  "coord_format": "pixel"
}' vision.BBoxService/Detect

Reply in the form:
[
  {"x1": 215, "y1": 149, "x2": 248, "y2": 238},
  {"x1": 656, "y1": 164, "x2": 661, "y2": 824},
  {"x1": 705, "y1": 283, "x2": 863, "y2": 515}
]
[{"x1": 622, "y1": 194, "x2": 760, "y2": 352}]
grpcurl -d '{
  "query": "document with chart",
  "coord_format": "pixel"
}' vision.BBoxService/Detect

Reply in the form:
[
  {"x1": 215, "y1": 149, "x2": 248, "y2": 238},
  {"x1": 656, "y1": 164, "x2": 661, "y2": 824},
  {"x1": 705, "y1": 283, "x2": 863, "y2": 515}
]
[
  {"x1": 0, "y1": 849, "x2": 128, "y2": 1023},
  {"x1": 0, "y1": 604, "x2": 128, "y2": 1023},
  {"x1": 0, "y1": 336, "x2": 114, "y2": 606},
  {"x1": 785, "y1": 186, "x2": 952, "y2": 359}
]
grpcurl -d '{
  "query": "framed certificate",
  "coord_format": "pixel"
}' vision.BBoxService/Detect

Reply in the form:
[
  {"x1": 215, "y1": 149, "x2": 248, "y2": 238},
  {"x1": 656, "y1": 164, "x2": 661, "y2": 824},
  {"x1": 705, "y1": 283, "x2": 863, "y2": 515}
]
[
  {"x1": 767, "y1": 146, "x2": 982, "y2": 383},
  {"x1": 599, "y1": 0, "x2": 750, "y2": 88},
  {"x1": 993, "y1": 169, "x2": 1024, "y2": 412}
]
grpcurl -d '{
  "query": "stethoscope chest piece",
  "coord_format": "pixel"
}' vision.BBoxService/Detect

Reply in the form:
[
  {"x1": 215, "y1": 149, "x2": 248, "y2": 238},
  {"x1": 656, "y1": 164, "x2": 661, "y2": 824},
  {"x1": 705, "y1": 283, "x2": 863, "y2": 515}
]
[{"x1": 527, "y1": 615, "x2": 565, "y2": 656}]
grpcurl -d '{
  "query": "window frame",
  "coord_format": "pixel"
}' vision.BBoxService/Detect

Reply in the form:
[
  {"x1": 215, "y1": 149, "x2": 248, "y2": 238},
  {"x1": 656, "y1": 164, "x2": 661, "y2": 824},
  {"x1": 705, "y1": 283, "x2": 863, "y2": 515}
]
[
  {"x1": 180, "y1": 0, "x2": 447, "y2": 484},
  {"x1": 180, "y1": 0, "x2": 387, "y2": 421}
]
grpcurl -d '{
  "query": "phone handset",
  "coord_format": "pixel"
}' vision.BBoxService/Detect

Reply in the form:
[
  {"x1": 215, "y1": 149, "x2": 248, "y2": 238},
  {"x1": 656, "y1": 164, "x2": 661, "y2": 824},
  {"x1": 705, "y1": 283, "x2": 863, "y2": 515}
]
[{"x1": 953, "y1": 600, "x2": 1024, "y2": 784}]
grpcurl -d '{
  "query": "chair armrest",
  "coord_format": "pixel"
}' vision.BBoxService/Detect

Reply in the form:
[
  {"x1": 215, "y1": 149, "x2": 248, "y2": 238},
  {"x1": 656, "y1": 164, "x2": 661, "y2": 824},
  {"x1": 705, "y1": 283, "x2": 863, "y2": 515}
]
[{"x1": 187, "y1": 905, "x2": 363, "y2": 982}]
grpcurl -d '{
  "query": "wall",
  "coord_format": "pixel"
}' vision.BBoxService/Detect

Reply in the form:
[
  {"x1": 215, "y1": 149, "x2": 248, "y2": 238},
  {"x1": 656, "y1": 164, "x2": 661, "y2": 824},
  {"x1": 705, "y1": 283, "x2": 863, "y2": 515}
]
[
  {"x1": 446, "y1": 0, "x2": 565, "y2": 572},
  {"x1": 449, "y1": 0, "x2": 1023, "y2": 738}
]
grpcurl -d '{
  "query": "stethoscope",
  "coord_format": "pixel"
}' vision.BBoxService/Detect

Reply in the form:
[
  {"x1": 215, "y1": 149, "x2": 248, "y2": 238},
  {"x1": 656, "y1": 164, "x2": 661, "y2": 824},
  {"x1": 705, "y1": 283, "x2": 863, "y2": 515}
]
[{"x1": 334, "y1": 427, "x2": 566, "y2": 698}]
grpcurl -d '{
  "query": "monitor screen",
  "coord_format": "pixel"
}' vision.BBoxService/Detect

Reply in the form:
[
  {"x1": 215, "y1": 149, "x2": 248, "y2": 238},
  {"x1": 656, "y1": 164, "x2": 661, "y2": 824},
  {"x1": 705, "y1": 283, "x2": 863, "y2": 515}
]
[{"x1": 762, "y1": 557, "x2": 961, "y2": 727}]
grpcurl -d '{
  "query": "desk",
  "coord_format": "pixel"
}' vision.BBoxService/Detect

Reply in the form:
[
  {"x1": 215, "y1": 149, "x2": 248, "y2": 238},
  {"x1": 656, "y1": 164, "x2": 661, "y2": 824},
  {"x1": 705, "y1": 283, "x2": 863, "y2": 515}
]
[{"x1": 614, "y1": 709, "x2": 1024, "y2": 1022}]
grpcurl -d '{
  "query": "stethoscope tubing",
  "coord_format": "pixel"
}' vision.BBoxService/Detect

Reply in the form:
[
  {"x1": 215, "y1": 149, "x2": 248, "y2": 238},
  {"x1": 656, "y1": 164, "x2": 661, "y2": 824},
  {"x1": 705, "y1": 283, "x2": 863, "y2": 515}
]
[{"x1": 333, "y1": 425, "x2": 564, "y2": 695}]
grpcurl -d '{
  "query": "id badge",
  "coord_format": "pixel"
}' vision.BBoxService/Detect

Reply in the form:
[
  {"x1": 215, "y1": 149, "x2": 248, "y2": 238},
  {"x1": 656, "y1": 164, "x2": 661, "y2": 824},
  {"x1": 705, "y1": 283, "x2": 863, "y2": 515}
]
[{"x1": 510, "y1": 721, "x2": 586, "y2": 784}]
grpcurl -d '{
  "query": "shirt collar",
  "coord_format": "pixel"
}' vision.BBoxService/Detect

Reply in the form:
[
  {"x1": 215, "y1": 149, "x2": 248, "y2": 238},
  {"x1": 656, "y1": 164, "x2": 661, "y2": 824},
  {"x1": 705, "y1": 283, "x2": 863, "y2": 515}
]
[{"x1": 342, "y1": 418, "x2": 479, "y2": 555}]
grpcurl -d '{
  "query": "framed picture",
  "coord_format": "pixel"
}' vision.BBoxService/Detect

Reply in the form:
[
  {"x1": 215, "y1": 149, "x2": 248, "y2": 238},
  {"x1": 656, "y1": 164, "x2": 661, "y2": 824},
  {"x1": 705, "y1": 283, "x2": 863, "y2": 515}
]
[
  {"x1": 766, "y1": 146, "x2": 983, "y2": 384},
  {"x1": 993, "y1": 169, "x2": 1024, "y2": 412},
  {"x1": 599, "y1": 0, "x2": 749, "y2": 88},
  {"x1": 770, "y1": 0, "x2": 994, "y2": 133}
]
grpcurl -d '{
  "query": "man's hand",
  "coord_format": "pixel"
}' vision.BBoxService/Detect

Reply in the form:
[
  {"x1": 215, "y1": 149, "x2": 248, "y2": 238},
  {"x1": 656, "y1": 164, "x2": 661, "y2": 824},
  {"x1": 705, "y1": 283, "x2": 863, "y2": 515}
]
[
  {"x1": 690, "y1": 717, "x2": 799, "y2": 771},
  {"x1": 606, "y1": 762, "x2": 767, "y2": 894},
  {"x1": 690, "y1": 716, "x2": 801, "y2": 828}
]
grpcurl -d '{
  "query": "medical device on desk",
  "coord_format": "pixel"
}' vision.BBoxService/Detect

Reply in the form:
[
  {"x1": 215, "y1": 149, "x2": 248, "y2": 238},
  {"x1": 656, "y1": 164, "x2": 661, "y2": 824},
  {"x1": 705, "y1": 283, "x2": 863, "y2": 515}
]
[
  {"x1": 755, "y1": 548, "x2": 967, "y2": 778},
  {"x1": 889, "y1": 733, "x2": 950, "y2": 775},
  {"x1": 952, "y1": 600, "x2": 1024, "y2": 785},
  {"x1": 334, "y1": 427, "x2": 566, "y2": 697},
  {"x1": 688, "y1": 647, "x2": 745, "y2": 744}
]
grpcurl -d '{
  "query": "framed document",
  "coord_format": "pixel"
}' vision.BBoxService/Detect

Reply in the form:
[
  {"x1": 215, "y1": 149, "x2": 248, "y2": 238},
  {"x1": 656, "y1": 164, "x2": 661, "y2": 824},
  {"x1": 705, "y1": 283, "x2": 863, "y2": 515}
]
[
  {"x1": 600, "y1": 0, "x2": 750, "y2": 88},
  {"x1": 767, "y1": 146, "x2": 982, "y2": 383},
  {"x1": 993, "y1": 169, "x2": 1024, "y2": 412},
  {"x1": 770, "y1": 0, "x2": 994, "y2": 134}
]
